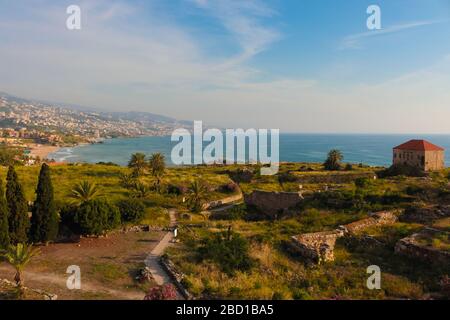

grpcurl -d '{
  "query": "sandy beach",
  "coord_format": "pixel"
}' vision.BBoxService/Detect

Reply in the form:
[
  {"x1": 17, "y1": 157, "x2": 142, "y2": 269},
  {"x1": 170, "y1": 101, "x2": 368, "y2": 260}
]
[{"x1": 28, "y1": 144, "x2": 60, "y2": 160}]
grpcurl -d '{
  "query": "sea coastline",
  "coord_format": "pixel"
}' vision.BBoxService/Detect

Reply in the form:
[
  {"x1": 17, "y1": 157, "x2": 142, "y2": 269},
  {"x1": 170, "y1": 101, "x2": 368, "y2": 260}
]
[
  {"x1": 46, "y1": 134, "x2": 450, "y2": 167},
  {"x1": 28, "y1": 144, "x2": 60, "y2": 160}
]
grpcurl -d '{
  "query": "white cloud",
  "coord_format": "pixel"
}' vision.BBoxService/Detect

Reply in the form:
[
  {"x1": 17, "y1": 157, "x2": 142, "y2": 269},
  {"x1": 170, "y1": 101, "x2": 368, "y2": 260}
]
[
  {"x1": 0, "y1": 1, "x2": 449, "y2": 133},
  {"x1": 191, "y1": 0, "x2": 281, "y2": 64},
  {"x1": 340, "y1": 20, "x2": 444, "y2": 49}
]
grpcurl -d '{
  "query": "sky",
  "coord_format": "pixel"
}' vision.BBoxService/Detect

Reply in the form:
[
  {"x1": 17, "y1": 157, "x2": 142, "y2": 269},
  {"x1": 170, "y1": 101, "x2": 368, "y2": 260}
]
[{"x1": 0, "y1": 0, "x2": 450, "y2": 133}]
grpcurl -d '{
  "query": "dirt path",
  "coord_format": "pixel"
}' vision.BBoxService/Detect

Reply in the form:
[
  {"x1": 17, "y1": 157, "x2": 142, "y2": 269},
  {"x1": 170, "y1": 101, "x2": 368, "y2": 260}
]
[
  {"x1": 144, "y1": 209, "x2": 182, "y2": 298},
  {"x1": 0, "y1": 266, "x2": 143, "y2": 300},
  {"x1": 1, "y1": 210, "x2": 181, "y2": 300}
]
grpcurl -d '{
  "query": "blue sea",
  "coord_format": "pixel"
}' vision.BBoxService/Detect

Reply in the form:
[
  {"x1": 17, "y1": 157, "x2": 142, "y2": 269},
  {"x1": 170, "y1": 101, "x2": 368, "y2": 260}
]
[{"x1": 48, "y1": 134, "x2": 450, "y2": 167}]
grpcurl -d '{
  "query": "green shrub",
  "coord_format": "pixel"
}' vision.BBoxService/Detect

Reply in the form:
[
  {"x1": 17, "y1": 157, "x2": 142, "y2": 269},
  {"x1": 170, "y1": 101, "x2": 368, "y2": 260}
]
[
  {"x1": 198, "y1": 231, "x2": 255, "y2": 275},
  {"x1": 117, "y1": 198, "x2": 145, "y2": 223},
  {"x1": 167, "y1": 184, "x2": 188, "y2": 195},
  {"x1": 405, "y1": 185, "x2": 424, "y2": 195},
  {"x1": 59, "y1": 204, "x2": 80, "y2": 234},
  {"x1": 292, "y1": 288, "x2": 312, "y2": 300},
  {"x1": 323, "y1": 149, "x2": 343, "y2": 171},
  {"x1": 379, "y1": 164, "x2": 425, "y2": 178},
  {"x1": 345, "y1": 163, "x2": 353, "y2": 171},
  {"x1": 212, "y1": 204, "x2": 247, "y2": 221},
  {"x1": 355, "y1": 177, "x2": 371, "y2": 189},
  {"x1": 74, "y1": 199, "x2": 121, "y2": 236},
  {"x1": 271, "y1": 291, "x2": 286, "y2": 300},
  {"x1": 278, "y1": 172, "x2": 298, "y2": 184}
]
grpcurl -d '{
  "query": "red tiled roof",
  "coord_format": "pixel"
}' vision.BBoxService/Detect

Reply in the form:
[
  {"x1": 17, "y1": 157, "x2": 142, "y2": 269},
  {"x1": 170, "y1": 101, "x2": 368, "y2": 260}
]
[{"x1": 393, "y1": 139, "x2": 444, "y2": 151}]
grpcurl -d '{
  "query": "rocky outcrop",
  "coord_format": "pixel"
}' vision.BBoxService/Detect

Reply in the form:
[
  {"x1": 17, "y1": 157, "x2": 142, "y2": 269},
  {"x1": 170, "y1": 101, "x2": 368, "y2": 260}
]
[
  {"x1": 395, "y1": 228, "x2": 450, "y2": 265},
  {"x1": 244, "y1": 190, "x2": 304, "y2": 218}
]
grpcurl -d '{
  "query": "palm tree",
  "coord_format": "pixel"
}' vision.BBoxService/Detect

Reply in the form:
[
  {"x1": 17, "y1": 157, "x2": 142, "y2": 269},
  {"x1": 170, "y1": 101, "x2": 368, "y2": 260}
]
[
  {"x1": 186, "y1": 180, "x2": 207, "y2": 213},
  {"x1": 132, "y1": 182, "x2": 150, "y2": 199},
  {"x1": 148, "y1": 153, "x2": 165, "y2": 193},
  {"x1": 128, "y1": 153, "x2": 147, "y2": 178},
  {"x1": 324, "y1": 149, "x2": 344, "y2": 171},
  {"x1": 119, "y1": 172, "x2": 136, "y2": 189},
  {"x1": 68, "y1": 180, "x2": 101, "y2": 204},
  {"x1": 2, "y1": 243, "x2": 40, "y2": 298}
]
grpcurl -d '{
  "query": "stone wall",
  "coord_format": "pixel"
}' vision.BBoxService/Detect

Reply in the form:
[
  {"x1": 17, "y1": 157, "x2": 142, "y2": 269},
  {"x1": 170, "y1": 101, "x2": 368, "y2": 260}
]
[
  {"x1": 244, "y1": 190, "x2": 304, "y2": 217},
  {"x1": 160, "y1": 256, "x2": 193, "y2": 300},
  {"x1": 400, "y1": 205, "x2": 450, "y2": 224},
  {"x1": 424, "y1": 150, "x2": 445, "y2": 171},
  {"x1": 290, "y1": 211, "x2": 398, "y2": 264},
  {"x1": 289, "y1": 230, "x2": 344, "y2": 264},
  {"x1": 342, "y1": 211, "x2": 398, "y2": 235},
  {"x1": 0, "y1": 279, "x2": 57, "y2": 300},
  {"x1": 393, "y1": 149, "x2": 424, "y2": 169},
  {"x1": 393, "y1": 149, "x2": 445, "y2": 171},
  {"x1": 395, "y1": 228, "x2": 450, "y2": 265},
  {"x1": 294, "y1": 172, "x2": 376, "y2": 184},
  {"x1": 204, "y1": 192, "x2": 243, "y2": 210}
]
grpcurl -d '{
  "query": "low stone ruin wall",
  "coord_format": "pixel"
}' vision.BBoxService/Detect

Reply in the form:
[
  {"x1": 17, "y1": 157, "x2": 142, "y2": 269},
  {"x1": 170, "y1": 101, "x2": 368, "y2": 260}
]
[
  {"x1": 204, "y1": 192, "x2": 243, "y2": 210},
  {"x1": 395, "y1": 229, "x2": 450, "y2": 265},
  {"x1": 290, "y1": 211, "x2": 398, "y2": 264},
  {"x1": 342, "y1": 211, "x2": 398, "y2": 234},
  {"x1": 289, "y1": 230, "x2": 344, "y2": 264},
  {"x1": 294, "y1": 172, "x2": 376, "y2": 184},
  {"x1": 0, "y1": 279, "x2": 57, "y2": 300},
  {"x1": 159, "y1": 256, "x2": 193, "y2": 300},
  {"x1": 121, "y1": 225, "x2": 165, "y2": 233},
  {"x1": 244, "y1": 190, "x2": 304, "y2": 217},
  {"x1": 400, "y1": 205, "x2": 450, "y2": 224}
]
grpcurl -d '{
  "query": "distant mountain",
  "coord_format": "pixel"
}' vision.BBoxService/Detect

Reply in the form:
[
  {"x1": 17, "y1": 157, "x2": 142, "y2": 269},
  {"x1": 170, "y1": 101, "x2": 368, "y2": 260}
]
[
  {"x1": 0, "y1": 91, "x2": 189, "y2": 137},
  {"x1": 103, "y1": 111, "x2": 177, "y2": 124},
  {"x1": 0, "y1": 91, "x2": 182, "y2": 124}
]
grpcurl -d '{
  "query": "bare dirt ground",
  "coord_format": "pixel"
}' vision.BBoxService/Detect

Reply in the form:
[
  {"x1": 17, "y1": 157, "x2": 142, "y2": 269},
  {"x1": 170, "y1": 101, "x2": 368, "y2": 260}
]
[{"x1": 0, "y1": 231, "x2": 165, "y2": 300}]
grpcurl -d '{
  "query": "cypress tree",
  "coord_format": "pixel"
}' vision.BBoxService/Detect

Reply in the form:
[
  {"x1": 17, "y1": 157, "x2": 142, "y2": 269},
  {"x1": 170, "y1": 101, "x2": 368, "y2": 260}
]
[
  {"x1": 0, "y1": 178, "x2": 10, "y2": 249},
  {"x1": 30, "y1": 163, "x2": 58, "y2": 244},
  {"x1": 6, "y1": 166, "x2": 30, "y2": 244}
]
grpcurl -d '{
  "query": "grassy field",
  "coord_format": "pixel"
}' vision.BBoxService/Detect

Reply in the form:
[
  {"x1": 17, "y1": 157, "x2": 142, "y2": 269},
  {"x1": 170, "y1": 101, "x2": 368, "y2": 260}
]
[
  {"x1": 0, "y1": 162, "x2": 449, "y2": 300},
  {"x1": 166, "y1": 164, "x2": 449, "y2": 300}
]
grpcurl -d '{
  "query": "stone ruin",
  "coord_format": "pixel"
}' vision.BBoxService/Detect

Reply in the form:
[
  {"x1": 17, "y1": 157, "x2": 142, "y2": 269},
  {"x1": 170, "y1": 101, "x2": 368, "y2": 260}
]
[
  {"x1": 135, "y1": 267, "x2": 153, "y2": 283},
  {"x1": 0, "y1": 279, "x2": 57, "y2": 300},
  {"x1": 341, "y1": 211, "x2": 398, "y2": 235},
  {"x1": 244, "y1": 190, "x2": 304, "y2": 218},
  {"x1": 289, "y1": 230, "x2": 344, "y2": 264},
  {"x1": 289, "y1": 211, "x2": 398, "y2": 264},
  {"x1": 400, "y1": 205, "x2": 450, "y2": 224},
  {"x1": 395, "y1": 228, "x2": 450, "y2": 265}
]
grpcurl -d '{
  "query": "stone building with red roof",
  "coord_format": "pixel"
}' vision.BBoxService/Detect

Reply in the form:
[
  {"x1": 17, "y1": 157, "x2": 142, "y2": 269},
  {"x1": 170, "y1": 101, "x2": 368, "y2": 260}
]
[{"x1": 393, "y1": 139, "x2": 445, "y2": 171}]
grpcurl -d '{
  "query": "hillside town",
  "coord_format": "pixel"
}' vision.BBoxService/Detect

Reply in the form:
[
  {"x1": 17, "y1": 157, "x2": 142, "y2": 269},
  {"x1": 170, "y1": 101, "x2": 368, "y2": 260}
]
[
  {"x1": 0, "y1": 93, "x2": 181, "y2": 141},
  {"x1": 0, "y1": 93, "x2": 185, "y2": 165}
]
